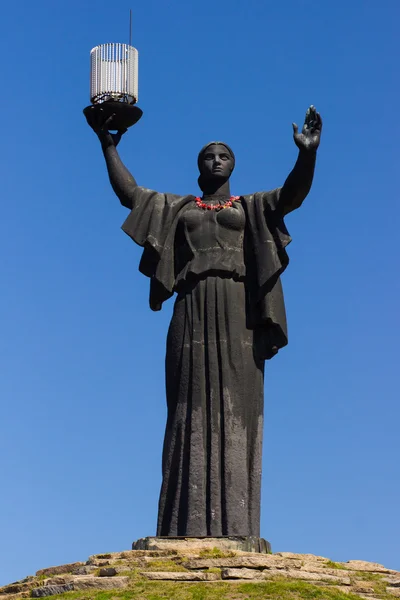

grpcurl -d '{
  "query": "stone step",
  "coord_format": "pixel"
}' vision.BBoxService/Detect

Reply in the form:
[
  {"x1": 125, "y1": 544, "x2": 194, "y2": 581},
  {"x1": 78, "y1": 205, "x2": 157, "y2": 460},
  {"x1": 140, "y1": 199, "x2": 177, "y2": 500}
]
[
  {"x1": 35, "y1": 563, "x2": 84, "y2": 578},
  {"x1": 2, "y1": 546, "x2": 400, "y2": 600},
  {"x1": 31, "y1": 576, "x2": 129, "y2": 598},
  {"x1": 221, "y1": 567, "x2": 351, "y2": 585},
  {"x1": 140, "y1": 571, "x2": 220, "y2": 581},
  {"x1": 133, "y1": 536, "x2": 270, "y2": 553}
]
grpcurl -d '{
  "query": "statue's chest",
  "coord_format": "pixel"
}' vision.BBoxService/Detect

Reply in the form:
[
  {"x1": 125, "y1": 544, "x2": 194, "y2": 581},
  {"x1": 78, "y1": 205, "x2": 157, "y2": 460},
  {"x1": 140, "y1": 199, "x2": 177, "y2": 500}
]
[{"x1": 180, "y1": 204, "x2": 245, "y2": 249}]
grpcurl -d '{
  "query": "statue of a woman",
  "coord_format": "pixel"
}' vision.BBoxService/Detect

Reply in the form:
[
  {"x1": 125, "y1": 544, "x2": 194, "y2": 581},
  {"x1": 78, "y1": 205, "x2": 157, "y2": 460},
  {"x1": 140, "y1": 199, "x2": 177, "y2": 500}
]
[{"x1": 86, "y1": 106, "x2": 322, "y2": 539}]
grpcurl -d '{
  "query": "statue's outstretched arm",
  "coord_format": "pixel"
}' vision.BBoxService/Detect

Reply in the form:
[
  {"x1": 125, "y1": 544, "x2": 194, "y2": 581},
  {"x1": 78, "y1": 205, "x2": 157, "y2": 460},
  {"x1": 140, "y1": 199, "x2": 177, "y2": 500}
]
[
  {"x1": 85, "y1": 111, "x2": 137, "y2": 209},
  {"x1": 278, "y1": 106, "x2": 322, "y2": 216}
]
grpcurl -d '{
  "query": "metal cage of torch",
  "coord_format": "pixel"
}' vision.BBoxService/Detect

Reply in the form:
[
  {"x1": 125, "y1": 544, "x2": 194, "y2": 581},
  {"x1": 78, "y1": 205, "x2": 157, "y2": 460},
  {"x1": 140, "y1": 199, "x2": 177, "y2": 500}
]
[{"x1": 90, "y1": 43, "x2": 139, "y2": 105}]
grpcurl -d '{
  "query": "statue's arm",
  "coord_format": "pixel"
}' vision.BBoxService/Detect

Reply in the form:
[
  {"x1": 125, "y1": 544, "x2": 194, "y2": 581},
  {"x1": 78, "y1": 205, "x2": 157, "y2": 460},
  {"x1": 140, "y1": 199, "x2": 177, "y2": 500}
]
[
  {"x1": 85, "y1": 109, "x2": 137, "y2": 209},
  {"x1": 278, "y1": 106, "x2": 322, "y2": 216},
  {"x1": 102, "y1": 141, "x2": 137, "y2": 209}
]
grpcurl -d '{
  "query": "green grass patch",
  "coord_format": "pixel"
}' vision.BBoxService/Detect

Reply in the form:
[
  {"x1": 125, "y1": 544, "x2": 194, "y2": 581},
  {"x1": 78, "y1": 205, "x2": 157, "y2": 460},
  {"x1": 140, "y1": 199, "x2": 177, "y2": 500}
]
[
  {"x1": 198, "y1": 547, "x2": 237, "y2": 559},
  {"x1": 238, "y1": 580, "x2": 363, "y2": 599},
  {"x1": 351, "y1": 571, "x2": 388, "y2": 596},
  {"x1": 117, "y1": 568, "x2": 143, "y2": 580},
  {"x1": 143, "y1": 559, "x2": 188, "y2": 572},
  {"x1": 324, "y1": 561, "x2": 346, "y2": 570},
  {"x1": 32, "y1": 579, "x2": 366, "y2": 600},
  {"x1": 354, "y1": 570, "x2": 383, "y2": 581},
  {"x1": 206, "y1": 567, "x2": 222, "y2": 577}
]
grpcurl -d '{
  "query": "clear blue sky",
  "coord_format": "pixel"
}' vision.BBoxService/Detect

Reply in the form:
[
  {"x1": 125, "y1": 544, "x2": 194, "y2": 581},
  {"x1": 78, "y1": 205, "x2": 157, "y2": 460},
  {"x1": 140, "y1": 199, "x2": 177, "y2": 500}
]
[{"x1": 0, "y1": 0, "x2": 399, "y2": 586}]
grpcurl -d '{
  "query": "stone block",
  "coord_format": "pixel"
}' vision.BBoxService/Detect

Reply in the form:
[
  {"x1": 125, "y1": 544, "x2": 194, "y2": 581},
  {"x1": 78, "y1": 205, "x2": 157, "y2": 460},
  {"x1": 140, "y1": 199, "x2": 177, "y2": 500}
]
[
  {"x1": 43, "y1": 577, "x2": 72, "y2": 586},
  {"x1": 275, "y1": 552, "x2": 329, "y2": 562},
  {"x1": 221, "y1": 568, "x2": 263, "y2": 580},
  {"x1": 32, "y1": 584, "x2": 74, "y2": 598},
  {"x1": 72, "y1": 576, "x2": 129, "y2": 590},
  {"x1": 0, "y1": 594, "x2": 31, "y2": 600},
  {"x1": 344, "y1": 560, "x2": 398, "y2": 574},
  {"x1": 0, "y1": 582, "x2": 37, "y2": 595},
  {"x1": 350, "y1": 582, "x2": 375, "y2": 594},
  {"x1": 133, "y1": 536, "x2": 270, "y2": 554},
  {"x1": 71, "y1": 565, "x2": 97, "y2": 575},
  {"x1": 184, "y1": 555, "x2": 291, "y2": 570},
  {"x1": 270, "y1": 569, "x2": 351, "y2": 585},
  {"x1": 98, "y1": 567, "x2": 117, "y2": 577},
  {"x1": 384, "y1": 577, "x2": 400, "y2": 587},
  {"x1": 35, "y1": 563, "x2": 84, "y2": 578},
  {"x1": 141, "y1": 571, "x2": 219, "y2": 581}
]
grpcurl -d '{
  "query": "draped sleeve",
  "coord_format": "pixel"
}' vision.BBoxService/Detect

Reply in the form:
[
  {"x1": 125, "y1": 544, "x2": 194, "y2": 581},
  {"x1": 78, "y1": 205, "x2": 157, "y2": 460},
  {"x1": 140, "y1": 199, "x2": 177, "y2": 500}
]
[
  {"x1": 242, "y1": 189, "x2": 292, "y2": 359},
  {"x1": 121, "y1": 187, "x2": 193, "y2": 311}
]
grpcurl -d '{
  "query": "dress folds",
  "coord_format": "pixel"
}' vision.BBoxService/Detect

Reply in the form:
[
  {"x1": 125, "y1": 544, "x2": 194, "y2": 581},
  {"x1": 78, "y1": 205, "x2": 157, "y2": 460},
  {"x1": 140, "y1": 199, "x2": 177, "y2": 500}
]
[{"x1": 121, "y1": 187, "x2": 291, "y2": 536}]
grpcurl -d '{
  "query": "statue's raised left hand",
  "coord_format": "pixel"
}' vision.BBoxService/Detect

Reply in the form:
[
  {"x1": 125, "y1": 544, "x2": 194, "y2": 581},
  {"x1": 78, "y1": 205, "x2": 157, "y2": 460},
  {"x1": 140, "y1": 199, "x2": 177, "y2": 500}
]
[
  {"x1": 85, "y1": 107, "x2": 127, "y2": 149},
  {"x1": 292, "y1": 105, "x2": 322, "y2": 152}
]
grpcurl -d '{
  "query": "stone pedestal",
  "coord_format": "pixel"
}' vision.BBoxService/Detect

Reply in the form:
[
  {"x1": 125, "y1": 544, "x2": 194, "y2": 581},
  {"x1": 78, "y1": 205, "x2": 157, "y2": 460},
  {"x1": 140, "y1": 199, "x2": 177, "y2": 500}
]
[{"x1": 132, "y1": 536, "x2": 271, "y2": 554}]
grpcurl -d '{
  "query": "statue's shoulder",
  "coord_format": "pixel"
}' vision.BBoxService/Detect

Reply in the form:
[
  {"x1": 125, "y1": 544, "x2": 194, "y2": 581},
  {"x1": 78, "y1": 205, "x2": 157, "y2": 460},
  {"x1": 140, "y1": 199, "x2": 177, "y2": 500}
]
[
  {"x1": 134, "y1": 187, "x2": 193, "y2": 209},
  {"x1": 167, "y1": 193, "x2": 194, "y2": 209},
  {"x1": 242, "y1": 189, "x2": 281, "y2": 208},
  {"x1": 241, "y1": 190, "x2": 278, "y2": 202}
]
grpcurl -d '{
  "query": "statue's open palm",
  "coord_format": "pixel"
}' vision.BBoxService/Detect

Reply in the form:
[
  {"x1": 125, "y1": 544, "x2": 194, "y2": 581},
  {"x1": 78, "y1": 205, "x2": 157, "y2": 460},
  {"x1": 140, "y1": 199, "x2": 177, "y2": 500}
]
[{"x1": 292, "y1": 105, "x2": 322, "y2": 152}]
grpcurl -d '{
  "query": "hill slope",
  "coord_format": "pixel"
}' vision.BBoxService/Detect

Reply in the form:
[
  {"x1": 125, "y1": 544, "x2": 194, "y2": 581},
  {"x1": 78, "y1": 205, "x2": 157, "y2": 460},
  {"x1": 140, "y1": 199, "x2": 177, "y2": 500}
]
[{"x1": 1, "y1": 547, "x2": 399, "y2": 600}]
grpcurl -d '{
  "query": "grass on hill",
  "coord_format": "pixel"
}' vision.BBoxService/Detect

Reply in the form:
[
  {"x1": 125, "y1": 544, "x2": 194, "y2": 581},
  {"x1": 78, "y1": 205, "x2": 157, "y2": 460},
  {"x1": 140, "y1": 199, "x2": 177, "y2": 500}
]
[{"x1": 40, "y1": 580, "x2": 369, "y2": 600}]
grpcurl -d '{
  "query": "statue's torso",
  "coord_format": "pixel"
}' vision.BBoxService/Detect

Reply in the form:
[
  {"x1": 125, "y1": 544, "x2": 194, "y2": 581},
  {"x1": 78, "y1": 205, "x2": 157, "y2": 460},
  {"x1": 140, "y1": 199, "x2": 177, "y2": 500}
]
[{"x1": 174, "y1": 201, "x2": 246, "y2": 289}]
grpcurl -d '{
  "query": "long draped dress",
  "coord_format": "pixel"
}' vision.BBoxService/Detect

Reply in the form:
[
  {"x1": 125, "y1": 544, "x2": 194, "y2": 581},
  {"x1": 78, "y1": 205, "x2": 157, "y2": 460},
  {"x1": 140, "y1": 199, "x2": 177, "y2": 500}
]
[{"x1": 122, "y1": 187, "x2": 292, "y2": 538}]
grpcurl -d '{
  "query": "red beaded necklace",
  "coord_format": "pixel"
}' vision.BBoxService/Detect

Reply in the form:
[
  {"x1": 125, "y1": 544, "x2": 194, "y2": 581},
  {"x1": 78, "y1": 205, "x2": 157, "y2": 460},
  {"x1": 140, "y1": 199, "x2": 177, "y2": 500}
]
[{"x1": 195, "y1": 195, "x2": 240, "y2": 211}]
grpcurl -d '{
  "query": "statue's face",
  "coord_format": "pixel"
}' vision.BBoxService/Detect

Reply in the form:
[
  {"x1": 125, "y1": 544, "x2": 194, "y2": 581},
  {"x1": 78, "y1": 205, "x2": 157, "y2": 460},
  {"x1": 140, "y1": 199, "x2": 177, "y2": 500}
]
[{"x1": 200, "y1": 144, "x2": 234, "y2": 181}]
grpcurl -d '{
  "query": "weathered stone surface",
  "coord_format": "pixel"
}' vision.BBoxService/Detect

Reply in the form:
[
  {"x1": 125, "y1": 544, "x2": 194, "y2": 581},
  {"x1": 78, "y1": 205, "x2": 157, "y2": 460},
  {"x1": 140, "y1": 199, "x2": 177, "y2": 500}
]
[
  {"x1": 0, "y1": 582, "x2": 37, "y2": 595},
  {"x1": 31, "y1": 584, "x2": 74, "y2": 598},
  {"x1": 275, "y1": 552, "x2": 329, "y2": 562},
  {"x1": 3, "y1": 547, "x2": 400, "y2": 599},
  {"x1": 35, "y1": 563, "x2": 84, "y2": 577},
  {"x1": 184, "y1": 555, "x2": 297, "y2": 570},
  {"x1": 86, "y1": 558, "x2": 110, "y2": 567},
  {"x1": 112, "y1": 564, "x2": 144, "y2": 574},
  {"x1": 30, "y1": 576, "x2": 129, "y2": 594},
  {"x1": 88, "y1": 550, "x2": 177, "y2": 563},
  {"x1": 141, "y1": 555, "x2": 175, "y2": 563},
  {"x1": 72, "y1": 576, "x2": 129, "y2": 590},
  {"x1": 133, "y1": 537, "x2": 270, "y2": 554},
  {"x1": 141, "y1": 571, "x2": 219, "y2": 581},
  {"x1": 263, "y1": 568, "x2": 351, "y2": 585},
  {"x1": 221, "y1": 568, "x2": 263, "y2": 580},
  {"x1": 385, "y1": 577, "x2": 400, "y2": 587},
  {"x1": 91, "y1": 559, "x2": 146, "y2": 571},
  {"x1": 98, "y1": 567, "x2": 117, "y2": 577},
  {"x1": 350, "y1": 582, "x2": 375, "y2": 593},
  {"x1": 72, "y1": 565, "x2": 97, "y2": 575},
  {"x1": 296, "y1": 570, "x2": 351, "y2": 585},
  {"x1": 300, "y1": 565, "x2": 353, "y2": 578},
  {"x1": 0, "y1": 594, "x2": 30, "y2": 600},
  {"x1": 221, "y1": 567, "x2": 351, "y2": 585},
  {"x1": 344, "y1": 560, "x2": 398, "y2": 574},
  {"x1": 122, "y1": 549, "x2": 178, "y2": 558},
  {"x1": 43, "y1": 577, "x2": 72, "y2": 586}
]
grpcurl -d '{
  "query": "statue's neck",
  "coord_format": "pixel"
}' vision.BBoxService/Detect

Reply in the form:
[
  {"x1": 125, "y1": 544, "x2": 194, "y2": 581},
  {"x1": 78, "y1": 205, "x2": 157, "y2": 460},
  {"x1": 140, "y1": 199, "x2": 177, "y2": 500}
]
[{"x1": 201, "y1": 179, "x2": 231, "y2": 199}]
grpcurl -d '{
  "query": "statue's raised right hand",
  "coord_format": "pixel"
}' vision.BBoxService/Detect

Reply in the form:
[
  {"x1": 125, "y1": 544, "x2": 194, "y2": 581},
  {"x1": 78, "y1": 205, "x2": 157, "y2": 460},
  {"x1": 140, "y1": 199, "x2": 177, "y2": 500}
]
[{"x1": 84, "y1": 106, "x2": 127, "y2": 149}]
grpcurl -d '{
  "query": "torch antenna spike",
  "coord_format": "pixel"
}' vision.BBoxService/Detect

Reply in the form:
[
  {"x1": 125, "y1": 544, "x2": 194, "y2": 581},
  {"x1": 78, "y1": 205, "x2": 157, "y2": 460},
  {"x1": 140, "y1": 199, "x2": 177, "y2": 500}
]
[{"x1": 129, "y1": 9, "x2": 132, "y2": 46}]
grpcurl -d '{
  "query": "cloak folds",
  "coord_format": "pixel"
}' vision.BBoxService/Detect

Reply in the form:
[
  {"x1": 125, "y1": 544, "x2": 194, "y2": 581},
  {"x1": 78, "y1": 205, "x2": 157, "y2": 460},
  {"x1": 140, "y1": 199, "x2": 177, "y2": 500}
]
[{"x1": 121, "y1": 187, "x2": 291, "y2": 359}]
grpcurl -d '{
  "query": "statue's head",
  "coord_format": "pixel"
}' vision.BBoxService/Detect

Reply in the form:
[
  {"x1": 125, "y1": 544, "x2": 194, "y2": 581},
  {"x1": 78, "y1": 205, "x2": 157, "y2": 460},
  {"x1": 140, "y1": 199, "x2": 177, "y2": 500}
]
[{"x1": 197, "y1": 142, "x2": 235, "y2": 191}]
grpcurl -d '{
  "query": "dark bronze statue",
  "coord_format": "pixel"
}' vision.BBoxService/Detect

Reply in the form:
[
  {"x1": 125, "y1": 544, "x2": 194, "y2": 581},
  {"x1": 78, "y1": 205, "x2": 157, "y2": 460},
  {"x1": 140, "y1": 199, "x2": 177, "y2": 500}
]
[{"x1": 85, "y1": 106, "x2": 322, "y2": 539}]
